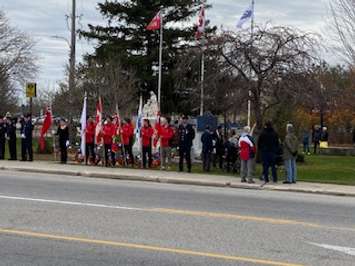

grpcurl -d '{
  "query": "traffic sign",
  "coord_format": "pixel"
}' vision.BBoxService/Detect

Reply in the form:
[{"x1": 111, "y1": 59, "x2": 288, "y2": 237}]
[{"x1": 26, "y1": 83, "x2": 37, "y2": 98}]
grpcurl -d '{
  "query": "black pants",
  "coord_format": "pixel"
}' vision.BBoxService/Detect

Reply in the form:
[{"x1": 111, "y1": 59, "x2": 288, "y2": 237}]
[
  {"x1": 202, "y1": 152, "x2": 211, "y2": 172},
  {"x1": 142, "y1": 146, "x2": 152, "y2": 168},
  {"x1": 104, "y1": 144, "x2": 115, "y2": 167},
  {"x1": 8, "y1": 138, "x2": 17, "y2": 160},
  {"x1": 179, "y1": 147, "x2": 191, "y2": 172},
  {"x1": 313, "y1": 141, "x2": 319, "y2": 154},
  {"x1": 85, "y1": 143, "x2": 95, "y2": 164},
  {"x1": 214, "y1": 150, "x2": 224, "y2": 169},
  {"x1": 21, "y1": 139, "x2": 33, "y2": 161},
  {"x1": 0, "y1": 139, "x2": 5, "y2": 160},
  {"x1": 124, "y1": 144, "x2": 134, "y2": 166},
  {"x1": 261, "y1": 151, "x2": 277, "y2": 183},
  {"x1": 60, "y1": 144, "x2": 68, "y2": 163}
]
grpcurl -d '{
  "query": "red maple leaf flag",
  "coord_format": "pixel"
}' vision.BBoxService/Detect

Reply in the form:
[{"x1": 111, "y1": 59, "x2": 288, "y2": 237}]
[
  {"x1": 95, "y1": 97, "x2": 103, "y2": 145},
  {"x1": 147, "y1": 11, "x2": 161, "y2": 31},
  {"x1": 195, "y1": 5, "x2": 206, "y2": 39},
  {"x1": 39, "y1": 106, "x2": 53, "y2": 152}
]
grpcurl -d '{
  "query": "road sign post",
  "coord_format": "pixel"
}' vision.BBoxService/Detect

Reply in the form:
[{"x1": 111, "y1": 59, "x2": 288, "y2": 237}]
[{"x1": 26, "y1": 83, "x2": 37, "y2": 115}]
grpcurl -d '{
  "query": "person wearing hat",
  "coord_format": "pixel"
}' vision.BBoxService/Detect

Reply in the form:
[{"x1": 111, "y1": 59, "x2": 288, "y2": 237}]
[
  {"x1": 21, "y1": 113, "x2": 34, "y2": 161},
  {"x1": 0, "y1": 115, "x2": 6, "y2": 160},
  {"x1": 6, "y1": 115, "x2": 18, "y2": 160},
  {"x1": 178, "y1": 115, "x2": 195, "y2": 173}
]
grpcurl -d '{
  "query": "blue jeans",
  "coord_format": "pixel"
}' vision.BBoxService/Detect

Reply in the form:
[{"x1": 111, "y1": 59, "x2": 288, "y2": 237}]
[{"x1": 285, "y1": 158, "x2": 297, "y2": 183}]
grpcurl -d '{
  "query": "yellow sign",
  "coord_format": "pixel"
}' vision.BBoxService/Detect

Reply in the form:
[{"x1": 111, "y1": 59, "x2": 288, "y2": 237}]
[{"x1": 26, "y1": 83, "x2": 37, "y2": 98}]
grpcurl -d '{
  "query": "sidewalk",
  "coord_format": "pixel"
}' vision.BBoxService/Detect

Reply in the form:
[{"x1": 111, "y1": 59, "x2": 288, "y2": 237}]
[{"x1": 0, "y1": 160, "x2": 354, "y2": 197}]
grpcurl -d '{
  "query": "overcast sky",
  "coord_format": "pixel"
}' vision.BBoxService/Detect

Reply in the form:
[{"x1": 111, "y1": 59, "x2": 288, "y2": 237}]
[{"x1": 1, "y1": 0, "x2": 333, "y2": 91}]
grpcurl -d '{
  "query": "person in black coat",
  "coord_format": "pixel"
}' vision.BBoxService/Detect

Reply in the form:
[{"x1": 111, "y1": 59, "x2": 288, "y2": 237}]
[
  {"x1": 178, "y1": 116, "x2": 195, "y2": 172},
  {"x1": 6, "y1": 116, "x2": 17, "y2": 160},
  {"x1": 0, "y1": 116, "x2": 6, "y2": 160},
  {"x1": 56, "y1": 119, "x2": 70, "y2": 164},
  {"x1": 21, "y1": 114, "x2": 33, "y2": 161},
  {"x1": 201, "y1": 125, "x2": 213, "y2": 172},
  {"x1": 213, "y1": 126, "x2": 224, "y2": 169},
  {"x1": 258, "y1": 121, "x2": 280, "y2": 184}
]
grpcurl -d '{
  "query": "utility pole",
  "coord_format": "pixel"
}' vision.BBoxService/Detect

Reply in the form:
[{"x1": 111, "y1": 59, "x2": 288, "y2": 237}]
[
  {"x1": 68, "y1": 0, "x2": 77, "y2": 144},
  {"x1": 68, "y1": 0, "x2": 76, "y2": 116}
]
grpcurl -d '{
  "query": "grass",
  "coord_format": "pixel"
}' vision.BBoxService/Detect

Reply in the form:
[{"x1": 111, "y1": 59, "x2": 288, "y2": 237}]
[
  {"x1": 2, "y1": 140, "x2": 355, "y2": 186},
  {"x1": 297, "y1": 155, "x2": 355, "y2": 186},
  {"x1": 170, "y1": 155, "x2": 355, "y2": 186}
]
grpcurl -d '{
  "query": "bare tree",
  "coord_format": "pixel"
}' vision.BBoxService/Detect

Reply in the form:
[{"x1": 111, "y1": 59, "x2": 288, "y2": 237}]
[
  {"x1": 212, "y1": 25, "x2": 319, "y2": 132},
  {"x1": 53, "y1": 58, "x2": 138, "y2": 118},
  {"x1": 0, "y1": 11, "x2": 37, "y2": 87},
  {"x1": 330, "y1": 0, "x2": 355, "y2": 65}
]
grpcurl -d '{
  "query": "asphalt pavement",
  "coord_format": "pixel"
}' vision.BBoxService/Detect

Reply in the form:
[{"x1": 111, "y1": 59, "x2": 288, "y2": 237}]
[{"x1": 0, "y1": 170, "x2": 354, "y2": 266}]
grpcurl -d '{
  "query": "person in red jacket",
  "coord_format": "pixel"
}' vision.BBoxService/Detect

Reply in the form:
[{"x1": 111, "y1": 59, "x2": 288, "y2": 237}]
[
  {"x1": 102, "y1": 116, "x2": 116, "y2": 167},
  {"x1": 85, "y1": 117, "x2": 96, "y2": 165},
  {"x1": 121, "y1": 118, "x2": 135, "y2": 167},
  {"x1": 140, "y1": 119, "x2": 154, "y2": 168},
  {"x1": 238, "y1": 126, "x2": 256, "y2": 183},
  {"x1": 156, "y1": 117, "x2": 174, "y2": 170}
]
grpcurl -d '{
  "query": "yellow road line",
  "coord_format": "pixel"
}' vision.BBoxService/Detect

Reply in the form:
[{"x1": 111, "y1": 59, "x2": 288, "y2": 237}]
[
  {"x1": 150, "y1": 208, "x2": 355, "y2": 233},
  {"x1": 0, "y1": 228, "x2": 303, "y2": 266}
]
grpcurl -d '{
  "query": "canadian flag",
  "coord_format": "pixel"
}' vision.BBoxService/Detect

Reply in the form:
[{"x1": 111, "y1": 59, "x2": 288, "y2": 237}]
[
  {"x1": 147, "y1": 11, "x2": 161, "y2": 31},
  {"x1": 195, "y1": 6, "x2": 206, "y2": 39},
  {"x1": 39, "y1": 106, "x2": 53, "y2": 152},
  {"x1": 95, "y1": 97, "x2": 103, "y2": 144}
]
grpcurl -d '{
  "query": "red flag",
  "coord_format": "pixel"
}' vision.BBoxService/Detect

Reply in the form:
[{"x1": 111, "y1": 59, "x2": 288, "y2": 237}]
[
  {"x1": 147, "y1": 11, "x2": 161, "y2": 31},
  {"x1": 39, "y1": 106, "x2": 53, "y2": 152},
  {"x1": 95, "y1": 97, "x2": 103, "y2": 144},
  {"x1": 195, "y1": 6, "x2": 206, "y2": 39}
]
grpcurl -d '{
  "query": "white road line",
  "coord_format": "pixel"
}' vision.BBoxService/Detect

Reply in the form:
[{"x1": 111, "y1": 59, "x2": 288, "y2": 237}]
[
  {"x1": 0, "y1": 195, "x2": 144, "y2": 211},
  {"x1": 308, "y1": 242, "x2": 355, "y2": 256}
]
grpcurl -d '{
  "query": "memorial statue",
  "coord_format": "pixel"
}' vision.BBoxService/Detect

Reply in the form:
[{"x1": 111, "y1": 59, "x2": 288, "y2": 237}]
[{"x1": 143, "y1": 91, "x2": 159, "y2": 118}]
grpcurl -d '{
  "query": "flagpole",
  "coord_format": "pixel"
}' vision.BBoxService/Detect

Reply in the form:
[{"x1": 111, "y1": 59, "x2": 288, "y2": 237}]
[
  {"x1": 247, "y1": 0, "x2": 255, "y2": 128},
  {"x1": 158, "y1": 7, "x2": 164, "y2": 112},
  {"x1": 200, "y1": 49, "x2": 205, "y2": 117}
]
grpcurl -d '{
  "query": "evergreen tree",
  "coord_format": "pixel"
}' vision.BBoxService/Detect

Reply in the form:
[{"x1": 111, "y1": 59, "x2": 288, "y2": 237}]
[{"x1": 81, "y1": 0, "x2": 212, "y2": 113}]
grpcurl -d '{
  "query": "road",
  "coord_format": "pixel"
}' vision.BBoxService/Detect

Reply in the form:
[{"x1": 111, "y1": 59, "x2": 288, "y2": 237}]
[{"x1": 0, "y1": 170, "x2": 354, "y2": 266}]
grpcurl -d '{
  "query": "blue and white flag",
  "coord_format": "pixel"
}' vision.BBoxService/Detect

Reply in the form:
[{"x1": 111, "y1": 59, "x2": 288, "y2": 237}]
[
  {"x1": 237, "y1": 3, "x2": 254, "y2": 28},
  {"x1": 80, "y1": 92, "x2": 87, "y2": 156}
]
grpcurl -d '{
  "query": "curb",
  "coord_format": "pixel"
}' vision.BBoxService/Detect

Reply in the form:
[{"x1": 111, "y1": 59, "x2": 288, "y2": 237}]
[{"x1": 1, "y1": 166, "x2": 354, "y2": 198}]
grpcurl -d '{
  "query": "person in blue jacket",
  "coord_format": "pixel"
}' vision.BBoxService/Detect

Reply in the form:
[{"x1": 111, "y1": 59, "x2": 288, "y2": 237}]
[{"x1": 21, "y1": 113, "x2": 34, "y2": 162}]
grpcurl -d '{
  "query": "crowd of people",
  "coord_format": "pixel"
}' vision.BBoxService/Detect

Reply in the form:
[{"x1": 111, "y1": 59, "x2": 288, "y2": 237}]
[
  {"x1": 81, "y1": 115, "x2": 196, "y2": 172},
  {"x1": 0, "y1": 113, "x2": 34, "y2": 162},
  {"x1": 2, "y1": 110, "x2": 353, "y2": 185}
]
